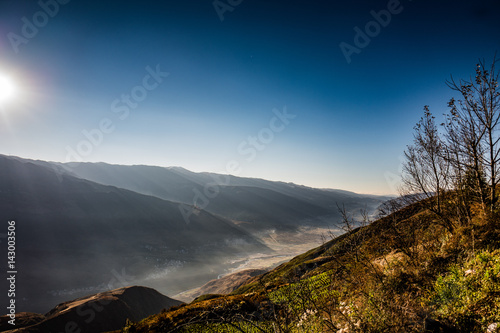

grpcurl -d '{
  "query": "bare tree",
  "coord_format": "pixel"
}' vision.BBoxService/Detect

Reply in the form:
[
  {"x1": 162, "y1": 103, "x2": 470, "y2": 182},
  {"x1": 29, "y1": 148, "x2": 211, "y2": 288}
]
[
  {"x1": 442, "y1": 99, "x2": 486, "y2": 223},
  {"x1": 446, "y1": 57, "x2": 500, "y2": 212},
  {"x1": 402, "y1": 107, "x2": 452, "y2": 230}
]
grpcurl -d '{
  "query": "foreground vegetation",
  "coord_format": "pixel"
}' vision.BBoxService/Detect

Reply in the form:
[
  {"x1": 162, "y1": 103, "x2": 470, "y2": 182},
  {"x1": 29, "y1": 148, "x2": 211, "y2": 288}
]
[
  {"x1": 115, "y1": 201, "x2": 500, "y2": 332},
  {"x1": 114, "y1": 58, "x2": 500, "y2": 332}
]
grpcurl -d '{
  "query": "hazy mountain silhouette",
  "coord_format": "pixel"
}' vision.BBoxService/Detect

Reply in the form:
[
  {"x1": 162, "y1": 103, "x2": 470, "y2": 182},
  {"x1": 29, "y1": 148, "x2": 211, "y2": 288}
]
[
  {"x1": 56, "y1": 162, "x2": 390, "y2": 230},
  {"x1": 0, "y1": 155, "x2": 268, "y2": 314}
]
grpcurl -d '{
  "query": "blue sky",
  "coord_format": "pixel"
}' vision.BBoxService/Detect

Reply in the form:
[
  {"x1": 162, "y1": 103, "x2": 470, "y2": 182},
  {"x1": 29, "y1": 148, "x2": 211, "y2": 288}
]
[{"x1": 0, "y1": 0, "x2": 499, "y2": 194}]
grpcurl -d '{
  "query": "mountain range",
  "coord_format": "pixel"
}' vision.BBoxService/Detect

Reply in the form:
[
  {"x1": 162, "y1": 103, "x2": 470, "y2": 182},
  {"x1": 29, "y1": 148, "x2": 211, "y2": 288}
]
[
  {"x1": 56, "y1": 161, "x2": 388, "y2": 230},
  {"x1": 0, "y1": 154, "x2": 390, "y2": 314}
]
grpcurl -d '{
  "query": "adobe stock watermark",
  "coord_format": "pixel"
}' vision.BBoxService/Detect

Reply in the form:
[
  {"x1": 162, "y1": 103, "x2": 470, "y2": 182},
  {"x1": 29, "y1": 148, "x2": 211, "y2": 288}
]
[
  {"x1": 178, "y1": 106, "x2": 296, "y2": 224},
  {"x1": 339, "y1": 0, "x2": 410, "y2": 64},
  {"x1": 6, "y1": 221, "x2": 16, "y2": 326},
  {"x1": 213, "y1": 0, "x2": 243, "y2": 22},
  {"x1": 7, "y1": 0, "x2": 71, "y2": 54},
  {"x1": 65, "y1": 65, "x2": 169, "y2": 164}
]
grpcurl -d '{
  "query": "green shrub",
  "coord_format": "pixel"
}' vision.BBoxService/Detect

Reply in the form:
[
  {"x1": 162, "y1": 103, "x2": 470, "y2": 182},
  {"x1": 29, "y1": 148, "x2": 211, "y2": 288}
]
[{"x1": 427, "y1": 249, "x2": 500, "y2": 330}]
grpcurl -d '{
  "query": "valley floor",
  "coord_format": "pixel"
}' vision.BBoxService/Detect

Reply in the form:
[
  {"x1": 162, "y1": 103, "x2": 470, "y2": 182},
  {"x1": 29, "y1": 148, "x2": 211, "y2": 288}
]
[{"x1": 173, "y1": 226, "x2": 339, "y2": 302}]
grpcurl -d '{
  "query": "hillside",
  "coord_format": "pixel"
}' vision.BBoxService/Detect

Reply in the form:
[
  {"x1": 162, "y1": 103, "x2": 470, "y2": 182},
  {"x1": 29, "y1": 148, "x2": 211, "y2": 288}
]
[
  {"x1": 175, "y1": 269, "x2": 268, "y2": 302},
  {"x1": 0, "y1": 155, "x2": 269, "y2": 313},
  {"x1": 0, "y1": 286, "x2": 182, "y2": 333},
  {"x1": 116, "y1": 198, "x2": 500, "y2": 332}
]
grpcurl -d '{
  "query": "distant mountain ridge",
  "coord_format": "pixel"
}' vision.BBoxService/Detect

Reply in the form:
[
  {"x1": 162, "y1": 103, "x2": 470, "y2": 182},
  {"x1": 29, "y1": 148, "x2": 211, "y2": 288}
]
[
  {"x1": 55, "y1": 161, "x2": 391, "y2": 230},
  {"x1": 0, "y1": 154, "x2": 268, "y2": 313},
  {"x1": 4, "y1": 155, "x2": 391, "y2": 230}
]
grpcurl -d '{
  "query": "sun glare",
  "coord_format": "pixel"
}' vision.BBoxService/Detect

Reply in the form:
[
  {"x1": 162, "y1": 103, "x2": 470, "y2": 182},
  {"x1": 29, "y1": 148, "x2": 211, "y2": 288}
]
[{"x1": 0, "y1": 75, "x2": 16, "y2": 104}]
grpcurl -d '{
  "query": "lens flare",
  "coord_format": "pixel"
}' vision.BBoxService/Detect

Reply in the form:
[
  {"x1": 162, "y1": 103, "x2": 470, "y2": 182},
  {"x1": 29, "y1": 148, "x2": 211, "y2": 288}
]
[{"x1": 0, "y1": 75, "x2": 16, "y2": 103}]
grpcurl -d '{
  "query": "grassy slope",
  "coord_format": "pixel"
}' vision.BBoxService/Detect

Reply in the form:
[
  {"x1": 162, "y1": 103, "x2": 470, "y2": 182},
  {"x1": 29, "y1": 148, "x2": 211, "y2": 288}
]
[{"x1": 114, "y1": 200, "x2": 500, "y2": 332}]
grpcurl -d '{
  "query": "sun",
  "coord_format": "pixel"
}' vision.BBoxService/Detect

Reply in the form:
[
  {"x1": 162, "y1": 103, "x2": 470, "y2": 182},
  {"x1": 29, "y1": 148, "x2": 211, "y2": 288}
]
[{"x1": 0, "y1": 75, "x2": 16, "y2": 104}]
